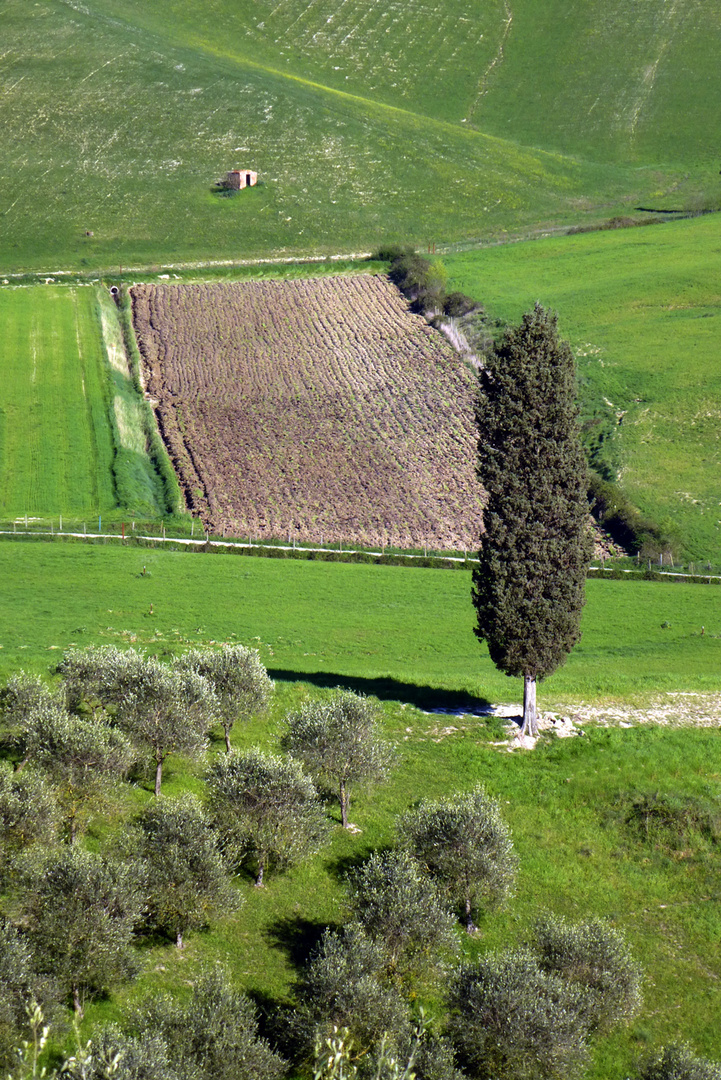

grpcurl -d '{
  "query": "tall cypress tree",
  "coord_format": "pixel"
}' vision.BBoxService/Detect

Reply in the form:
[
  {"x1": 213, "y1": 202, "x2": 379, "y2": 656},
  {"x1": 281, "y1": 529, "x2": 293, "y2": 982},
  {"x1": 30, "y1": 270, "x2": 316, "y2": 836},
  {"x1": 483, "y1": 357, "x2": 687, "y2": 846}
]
[{"x1": 472, "y1": 304, "x2": 592, "y2": 736}]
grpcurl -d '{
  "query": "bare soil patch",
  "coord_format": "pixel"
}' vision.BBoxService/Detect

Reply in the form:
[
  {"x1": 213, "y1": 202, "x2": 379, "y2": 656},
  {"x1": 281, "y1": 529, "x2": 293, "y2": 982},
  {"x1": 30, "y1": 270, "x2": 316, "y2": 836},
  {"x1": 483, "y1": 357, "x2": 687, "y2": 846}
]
[{"x1": 131, "y1": 276, "x2": 483, "y2": 548}]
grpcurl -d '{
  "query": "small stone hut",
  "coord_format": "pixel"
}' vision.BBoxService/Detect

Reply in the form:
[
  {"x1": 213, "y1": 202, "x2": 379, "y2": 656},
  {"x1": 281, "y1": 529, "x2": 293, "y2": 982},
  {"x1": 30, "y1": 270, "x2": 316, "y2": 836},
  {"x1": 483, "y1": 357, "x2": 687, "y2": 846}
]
[{"x1": 225, "y1": 169, "x2": 257, "y2": 190}]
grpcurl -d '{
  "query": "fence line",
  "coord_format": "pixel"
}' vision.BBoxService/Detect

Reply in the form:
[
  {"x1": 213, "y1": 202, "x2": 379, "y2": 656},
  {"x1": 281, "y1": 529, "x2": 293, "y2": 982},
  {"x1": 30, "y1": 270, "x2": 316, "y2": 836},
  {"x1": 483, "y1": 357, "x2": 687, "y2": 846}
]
[{"x1": 1, "y1": 522, "x2": 719, "y2": 580}]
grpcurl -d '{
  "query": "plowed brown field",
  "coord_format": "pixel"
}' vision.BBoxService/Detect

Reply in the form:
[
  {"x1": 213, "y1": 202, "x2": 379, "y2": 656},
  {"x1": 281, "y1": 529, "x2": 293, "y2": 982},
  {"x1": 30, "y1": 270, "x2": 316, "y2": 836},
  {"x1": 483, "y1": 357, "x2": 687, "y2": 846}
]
[{"x1": 131, "y1": 276, "x2": 483, "y2": 549}]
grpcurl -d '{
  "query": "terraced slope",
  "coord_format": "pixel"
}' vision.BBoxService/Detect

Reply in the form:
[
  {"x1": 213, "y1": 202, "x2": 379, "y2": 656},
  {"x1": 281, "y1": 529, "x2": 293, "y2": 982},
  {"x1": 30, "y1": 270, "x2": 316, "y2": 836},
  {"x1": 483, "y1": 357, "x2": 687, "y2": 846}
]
[{"x1": 2, "y1": 0, "x2": 717, "y2": 271}]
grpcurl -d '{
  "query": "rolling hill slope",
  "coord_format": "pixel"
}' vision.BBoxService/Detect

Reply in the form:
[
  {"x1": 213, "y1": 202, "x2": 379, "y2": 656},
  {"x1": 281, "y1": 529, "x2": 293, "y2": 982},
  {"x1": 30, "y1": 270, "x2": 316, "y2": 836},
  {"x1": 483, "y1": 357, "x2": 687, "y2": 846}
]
[{"x1": 1, "y1": 0, "x2": 718, "y2": 271}]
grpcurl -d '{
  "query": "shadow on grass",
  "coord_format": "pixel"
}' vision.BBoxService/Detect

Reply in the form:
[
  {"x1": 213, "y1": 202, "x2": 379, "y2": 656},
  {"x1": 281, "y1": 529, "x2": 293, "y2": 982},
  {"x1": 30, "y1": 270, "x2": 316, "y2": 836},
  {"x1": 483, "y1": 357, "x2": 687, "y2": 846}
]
[
  {"x1": 264, "y1": 915, "x2": 337, "y2": 971},
  {"x1": 268, "y1": 668, "x2": 492, "y2": 714}
]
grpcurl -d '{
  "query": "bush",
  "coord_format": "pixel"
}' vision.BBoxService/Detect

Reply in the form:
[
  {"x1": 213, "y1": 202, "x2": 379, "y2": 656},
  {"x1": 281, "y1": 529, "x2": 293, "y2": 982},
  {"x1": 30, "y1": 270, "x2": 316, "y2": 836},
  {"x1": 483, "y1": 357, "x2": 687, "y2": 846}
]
[
  {"x1": 623, "y1": 792, "x2": 721, "y2": 854},
  {"x1": 637, "y1": 1044, "x2": 721, "y2": 1080}
]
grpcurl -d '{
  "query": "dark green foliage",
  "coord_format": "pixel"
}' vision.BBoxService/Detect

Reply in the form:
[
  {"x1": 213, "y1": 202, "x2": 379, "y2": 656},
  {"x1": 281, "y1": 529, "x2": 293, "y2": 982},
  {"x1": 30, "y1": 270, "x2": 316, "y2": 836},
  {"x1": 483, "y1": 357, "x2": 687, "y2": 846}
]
[
  {"x1": 174, "y1": 644, "x2": 273, "y2": 752},
  {"x1": 443, "y1": 292, "x2": 481, "y2": 318},
  {"x1": 588, "y1": 472, "x2": 677, "y2": 558},
  {"x1": 397, "y1": 786, "x2": 517, "y2": 932},
  {"x1": 128, "y1": 967, "x2": 286, "y2": 1080},
  {"x1": 20, "y1": 847, "x2": 146, "y2": 1015},
  {"x1": 297, "y1": 924, "x2": 411, "y2": 1060},
  {"x1": 472, "y1": 304, "x2": 592, "y2": 731},
  {"x1": 207, "y1": 749, "x2": 329, "y2": 886},
  {"x1": 447, "y1": 950, "x2": 589, "y2": 1080},
  {"x1": 281, "y1": 690, "x2": 394, "y2": 827},
  {"x1": 348, "y1": 849, "x2": 457, "y2": 979},
  {"x1": 534, "y1": 915, "x2": 642, "y2": 1032},
  {"x1": 123, "y1": 794, "x2": 240, "y2": 947},
  {"x1": 637, "y1": 1045, "x2": 721, "y2": 1080},
  {"x1": 386, "y1": 252, "x2": 447, "y2": 313}
]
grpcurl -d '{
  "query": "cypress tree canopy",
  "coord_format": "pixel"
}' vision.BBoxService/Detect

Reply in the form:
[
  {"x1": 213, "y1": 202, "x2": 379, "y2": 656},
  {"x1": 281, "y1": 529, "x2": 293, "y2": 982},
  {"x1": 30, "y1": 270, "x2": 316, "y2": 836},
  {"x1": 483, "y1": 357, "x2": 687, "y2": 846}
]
[{"x1": 472, "y1": 304, "x2": 592, "y2": 733}]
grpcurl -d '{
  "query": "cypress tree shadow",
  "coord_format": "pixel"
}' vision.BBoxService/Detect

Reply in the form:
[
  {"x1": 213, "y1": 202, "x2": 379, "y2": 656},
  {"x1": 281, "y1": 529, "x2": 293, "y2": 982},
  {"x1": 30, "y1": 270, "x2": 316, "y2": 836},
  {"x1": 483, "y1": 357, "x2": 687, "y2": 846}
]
[{"x1": 267, "y1": 669, "x2": 491, "y2": 715}]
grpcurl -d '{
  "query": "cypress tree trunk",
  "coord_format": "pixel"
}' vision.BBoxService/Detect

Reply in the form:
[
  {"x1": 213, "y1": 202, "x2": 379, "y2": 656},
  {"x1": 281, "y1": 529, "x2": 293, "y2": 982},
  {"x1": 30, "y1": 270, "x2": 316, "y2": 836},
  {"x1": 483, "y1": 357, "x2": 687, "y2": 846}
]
[{"x1": 522, "y1": 674, "x2": 538, "y2": 737}]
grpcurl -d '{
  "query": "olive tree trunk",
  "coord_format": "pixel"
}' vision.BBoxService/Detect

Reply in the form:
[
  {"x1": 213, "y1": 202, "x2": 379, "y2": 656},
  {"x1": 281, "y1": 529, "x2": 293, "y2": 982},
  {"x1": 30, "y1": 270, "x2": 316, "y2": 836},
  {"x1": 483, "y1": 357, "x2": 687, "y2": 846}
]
[
  {"x1": 339, "y1": 780, "x2": 349, "y2": 829},
  {"x1": 465, "y1": 896, "x2": 477, "y2": 935},
  {"x1": 522, "y1": 675, "x2": 538, "y2": 738}
]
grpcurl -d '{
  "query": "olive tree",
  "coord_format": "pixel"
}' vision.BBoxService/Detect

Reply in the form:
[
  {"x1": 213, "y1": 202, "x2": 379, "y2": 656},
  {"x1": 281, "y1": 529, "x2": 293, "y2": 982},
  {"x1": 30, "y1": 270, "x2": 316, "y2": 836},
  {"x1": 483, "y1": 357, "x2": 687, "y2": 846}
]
[
  {"x1": 16, "y1": 699, "x2": 134, "y2": 842},
  {"x1": 398, "y1": 786, "x2": 517, "y2": 933},
  {"x1": 0, "y1": 762, "x2": 59, "y2": 873},
  {"x1": 298, "y1": 923, "x2": 412, "y2": 1059},
  {"x1": 115, "y1": 660, "x2": 215, "y2": 795},
  {"x1": 123, "y1": 793, "x2": 240, "y2": 948},
  {"x1": 281, "y1": 690, "x2": 394, "y2": 828},
  {"x1": 20, "y1": 847, "x2": 146, "y2": 1017},
  {"x1": 636, "y1": 1045, "x2": 721, "y2": 1080},
  {"x1": 207, "y1": 749, "x2": 329, "y2": 886},
  {"x1": 447, "y1": 950, "x2": 589, "y2": 1080},
  {"x1": 534, "y1": 915, "x2": 642, "y2": 1033},
  {"x1": 0, "y1": 919, "x2": 37, "y2": 1071},
  {"x1": 175, "y1": 645, "x2": 273, "y2": 752},
  {"x1": 348, "y1": 849, "x2": 457, "y2": 980},
  {"x1": 128, "y1": 967, "x2": 286, "y2": 1080},
  {"x1": 0, "y1": 672, "x2": 61, "y2": 769},
  {"x1": 57, "y1": 645, "x2": 140, "y2": 713}
]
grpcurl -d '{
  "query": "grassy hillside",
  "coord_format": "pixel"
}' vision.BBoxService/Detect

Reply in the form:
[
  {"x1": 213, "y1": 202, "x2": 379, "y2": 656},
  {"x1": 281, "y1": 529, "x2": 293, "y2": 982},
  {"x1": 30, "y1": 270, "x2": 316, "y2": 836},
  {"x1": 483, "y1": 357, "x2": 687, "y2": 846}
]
[
  {"x1": 1, "y1": 0, "x2": 716, "y2": 272},
  {"x1": 444, "y1": 214, "x2": 721, "y2": 562},
  {"x1": 0, "y1": 286, "x2": 117, "y2": 516},
  {"x1": 1, "y1": 541, "x2": 719, "y2": 700}
]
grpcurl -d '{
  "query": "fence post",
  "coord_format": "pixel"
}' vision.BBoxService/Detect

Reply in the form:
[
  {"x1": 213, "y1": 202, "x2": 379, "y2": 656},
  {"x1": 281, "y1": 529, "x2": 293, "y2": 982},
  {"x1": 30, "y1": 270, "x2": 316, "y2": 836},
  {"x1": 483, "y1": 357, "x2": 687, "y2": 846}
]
[{"x1": 59, "y1": 515, "x2": 62, "y2": 532}]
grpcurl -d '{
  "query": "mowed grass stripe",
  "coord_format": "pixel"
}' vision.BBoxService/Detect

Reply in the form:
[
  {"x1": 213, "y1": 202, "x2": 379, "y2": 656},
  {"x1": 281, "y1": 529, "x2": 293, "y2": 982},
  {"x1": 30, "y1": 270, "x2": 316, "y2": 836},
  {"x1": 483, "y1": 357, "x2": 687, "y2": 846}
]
[{"x1": 0, "y1": 287, "x2": 117, "y2": 516}]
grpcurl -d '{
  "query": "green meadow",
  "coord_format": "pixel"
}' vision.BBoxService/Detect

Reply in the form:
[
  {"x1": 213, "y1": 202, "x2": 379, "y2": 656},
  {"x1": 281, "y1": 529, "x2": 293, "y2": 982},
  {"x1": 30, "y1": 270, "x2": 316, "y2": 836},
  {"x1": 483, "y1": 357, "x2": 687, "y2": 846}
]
[
  {"x1": 1, "y1": 540, "x2": 719, "y2": 1076},
  {"x1": 1, "y1": 541, "x2": 719, "y2": 700},
  {"x1": 0, "y1": 286, "x2": 117, "y2": 517},
  {"x1": 2, "y1": 0, "x2": 719, "y2": 273},
  {"x1": 0, "y1": 285, "x2": 169, "y2": 520},
  {"x1": 445, "y1": 214, "x2": 721, "y2": 562}
]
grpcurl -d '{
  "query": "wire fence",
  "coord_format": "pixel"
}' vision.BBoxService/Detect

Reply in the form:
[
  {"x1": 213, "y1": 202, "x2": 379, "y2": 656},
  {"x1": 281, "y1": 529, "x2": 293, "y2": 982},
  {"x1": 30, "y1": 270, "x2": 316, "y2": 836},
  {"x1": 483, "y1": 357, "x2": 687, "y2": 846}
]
[{"x1": 1, "y1": 518, "x2": 719, "y2": 580}]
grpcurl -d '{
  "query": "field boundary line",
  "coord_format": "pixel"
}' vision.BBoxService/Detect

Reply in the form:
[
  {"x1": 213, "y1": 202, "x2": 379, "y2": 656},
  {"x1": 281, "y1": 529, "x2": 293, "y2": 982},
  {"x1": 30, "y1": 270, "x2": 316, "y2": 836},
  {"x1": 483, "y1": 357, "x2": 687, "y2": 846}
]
[{"x1": 1, "y1": 529, "x2": 720, "y2": 582}]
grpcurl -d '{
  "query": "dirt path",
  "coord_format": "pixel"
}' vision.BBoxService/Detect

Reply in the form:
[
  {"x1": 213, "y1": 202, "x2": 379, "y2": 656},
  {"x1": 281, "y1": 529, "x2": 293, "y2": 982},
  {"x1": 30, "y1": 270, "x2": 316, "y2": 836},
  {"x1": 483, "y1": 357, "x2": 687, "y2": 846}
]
[{"x1": 425, "y1": 694, "x2": 721, "y2": 752}]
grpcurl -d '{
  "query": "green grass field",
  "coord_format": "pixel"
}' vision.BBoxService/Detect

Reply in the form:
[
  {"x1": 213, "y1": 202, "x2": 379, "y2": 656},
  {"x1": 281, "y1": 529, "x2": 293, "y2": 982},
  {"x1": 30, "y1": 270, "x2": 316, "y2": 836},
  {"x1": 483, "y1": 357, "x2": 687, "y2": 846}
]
[
  {"x1": 445, "y1": 214, "x2": 721, "y2": 562},
  {"x1": 1, "y1": 540, "x2": 719, "y2": 700},
  {"x1": 0, "y1": 286, "x2": 118, "y2": 516},
  {"x1": 0, "y1": 285, "x2": 171, "y2": 520},
  {"x1": 2, "y1": 0, "x2": 718, "y2": 273}
]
